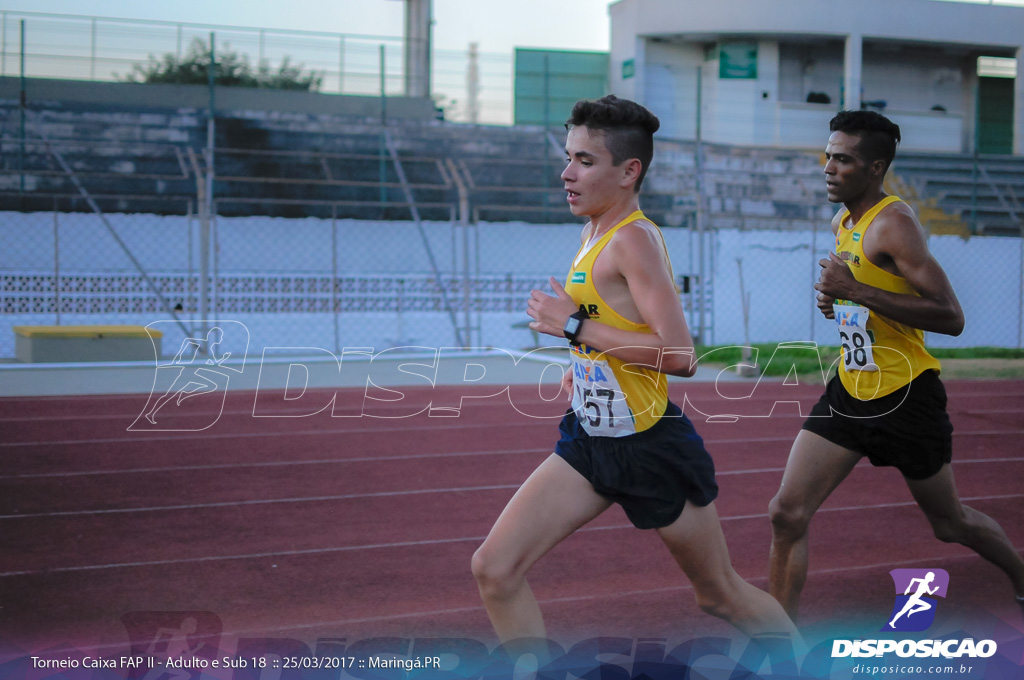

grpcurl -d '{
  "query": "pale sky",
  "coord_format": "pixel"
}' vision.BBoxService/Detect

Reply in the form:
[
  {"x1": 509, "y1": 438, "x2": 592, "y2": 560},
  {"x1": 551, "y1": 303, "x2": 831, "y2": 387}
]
[{"x1": 0, "y1": 0, "x2": 615, "y2": 57}]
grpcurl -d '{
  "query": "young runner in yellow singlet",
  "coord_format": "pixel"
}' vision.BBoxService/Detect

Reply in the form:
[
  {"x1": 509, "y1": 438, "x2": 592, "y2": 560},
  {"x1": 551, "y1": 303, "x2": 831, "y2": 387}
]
[{"x1": 471, "y1": 95, "x2": 800, "y2": 652}]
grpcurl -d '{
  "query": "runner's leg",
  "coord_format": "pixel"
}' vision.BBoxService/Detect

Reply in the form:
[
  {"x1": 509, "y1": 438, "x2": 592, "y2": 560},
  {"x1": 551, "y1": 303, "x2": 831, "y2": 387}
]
[
  {"x1": 658, "y1": 500, "x2": 800, "y2": 640},
  {"x1": 472, "y1": 453, "x2": 612, "y2": 641},
  {"x1": 905, "y1": 463, "x2": 1024, "y2": 598},
  {"x1": 768, "y1": 430, "x2": 862, "y2": 620}
]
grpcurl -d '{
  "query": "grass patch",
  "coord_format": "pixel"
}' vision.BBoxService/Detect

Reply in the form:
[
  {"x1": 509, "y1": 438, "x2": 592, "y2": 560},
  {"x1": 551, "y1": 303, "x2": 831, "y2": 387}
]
[
  {"x1": 695, "y1": 344, "x2": 1024, "y2": 377},
  {"x1": 927, "y1": 346, "x2": 1024, "y2": 360},
  {"x1": 694, "y1": 344, "x2": 836, "y2": 377}
]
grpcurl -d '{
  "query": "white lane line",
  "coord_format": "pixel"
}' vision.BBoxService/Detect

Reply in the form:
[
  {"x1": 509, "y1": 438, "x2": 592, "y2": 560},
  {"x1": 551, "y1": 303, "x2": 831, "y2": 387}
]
[
  {"x1": 2, "y1": 493, "x2": 1020, "y2": 577},
  {"x1": 3, "y1": 458, "x2": 1021, "y2": 518},
  {"x1": 4, "y1": 424, "x2": 1023, "y2": 450}
]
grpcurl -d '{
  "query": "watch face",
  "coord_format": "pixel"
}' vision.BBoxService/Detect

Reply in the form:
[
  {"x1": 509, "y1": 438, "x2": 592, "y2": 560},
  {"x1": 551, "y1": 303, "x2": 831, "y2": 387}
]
[{"x1": 565, "y1": 318, "x2": 581, "y2": 334}]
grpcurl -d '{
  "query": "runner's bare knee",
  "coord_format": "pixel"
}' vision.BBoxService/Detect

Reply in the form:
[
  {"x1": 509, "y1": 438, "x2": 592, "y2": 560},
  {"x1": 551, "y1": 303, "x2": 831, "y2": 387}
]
[
  {"x1": 769, "y1": 493, "x2": 810, "y2": 541},
  {"x1": 471, "y1": 546, "x2": 522, "y2": 600}
]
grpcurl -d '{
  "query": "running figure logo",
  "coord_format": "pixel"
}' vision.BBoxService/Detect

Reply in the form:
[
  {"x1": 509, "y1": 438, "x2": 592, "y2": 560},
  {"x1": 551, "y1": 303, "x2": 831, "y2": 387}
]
[
  {"x1": 121, "y1": 610, "x2": 221, "y2": 680},
  {"x1": 130, "y1": 321, "x2": 249, "y2": 432},
  {"x1": 883, "y1": 568, "x2": 950, "y2": 632}
]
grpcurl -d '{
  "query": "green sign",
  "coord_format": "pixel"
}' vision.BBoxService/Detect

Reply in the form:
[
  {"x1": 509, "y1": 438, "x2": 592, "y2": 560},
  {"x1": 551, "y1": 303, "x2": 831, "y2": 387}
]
[
  {"x1": 513, "y1": 48, "x2": 610, "y2": 126},
  {"x1": 622, "y1": 59, "x2": 635, "y2": 80},
  {"x1": 719, "y1": 42, "x2": 758, "y2": 79}
]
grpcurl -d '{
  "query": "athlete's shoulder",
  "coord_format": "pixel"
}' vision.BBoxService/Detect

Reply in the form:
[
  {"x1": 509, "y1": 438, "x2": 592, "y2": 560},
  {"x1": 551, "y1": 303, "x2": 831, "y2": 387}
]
[
  {"x1": 868, "y1": 197, "x2": 930, "y2": 260},
  {"x1": 873, "y1": 197, "x2": 926, "y2": 238},
  {"x1": 880, "y1": 197, "x2": 918, "y2": 221},
  {"x1": 610, "y1": 216, "x2": 664, "y2": 253}
]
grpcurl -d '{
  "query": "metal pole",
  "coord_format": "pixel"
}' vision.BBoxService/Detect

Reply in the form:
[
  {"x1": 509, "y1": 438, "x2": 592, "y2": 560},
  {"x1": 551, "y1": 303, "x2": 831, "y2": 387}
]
[
  {"x1": 971, "y1": 78, "x2": 980, "y2": 234},
  {"x1": 332, "y1": 204, "x2": 340, "y2": 355},
  {"x1": 542, "y1": 53, "x2": 551, "y2": 218},
  {"x1": 212, "y1": 209, "x2": 219, "y2": 325},
  {"x1": 695, "y1": 65, "x2": 706, "y2": 343},
  {"x1": 380, "y1": 43, "x2": 387, "y2": 121},
  {"x1": 90, "y1": 17, "x2": 96, "y2": 80},
  {"x1": 200, "y1": 31, "x2": 216, "y2": 343},
  {"x1": 187, "y1": 199, "x2": 194, "y2": 323},
  {"x1": 1019, "y1": 229, "x2": 1023, "y2": 349},
  {"x1": 19, "y1": 19, "x2": 25, "y2": 196},
  {"x1": 447, "y1": 158, "x2": 472, "y2": 347},
  {"x1": 338, "y1": 35, "x2": 345, "y2": 93},
  {"x1": 53, "y1": 203, "x2": 60, "y2": 325},
  {"x1": 379, "y1": 44, "x2": 387, "y2": 212}
]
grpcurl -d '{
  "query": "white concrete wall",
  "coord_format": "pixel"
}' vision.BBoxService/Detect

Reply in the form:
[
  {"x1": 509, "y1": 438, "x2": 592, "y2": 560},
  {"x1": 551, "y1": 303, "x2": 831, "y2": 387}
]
[
  {"x1": 3, "y1": 213, "x2": 1022, "y2": 356},
  {"x1": 609, "y1": 0, "x2": 1024, "y2": 152}
]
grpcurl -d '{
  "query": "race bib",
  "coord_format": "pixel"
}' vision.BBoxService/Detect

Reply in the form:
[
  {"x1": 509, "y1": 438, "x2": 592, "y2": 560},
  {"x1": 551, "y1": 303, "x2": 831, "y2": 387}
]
[
  {"x1": 833, "y1": 303, "x2": 878, "y2": 372},
  {"x1": 570, "y1": 353, "x2": 635, "y2": 437}
]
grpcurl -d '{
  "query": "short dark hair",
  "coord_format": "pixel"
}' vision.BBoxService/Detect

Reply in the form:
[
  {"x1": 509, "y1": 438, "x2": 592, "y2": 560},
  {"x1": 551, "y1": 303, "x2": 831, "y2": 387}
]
[
  {"x1": 566, "y1": 95, "x2": 660, "y2": 193},
  {"x1": 829, "y1": 110, "x2": 901, "y2": 173}
]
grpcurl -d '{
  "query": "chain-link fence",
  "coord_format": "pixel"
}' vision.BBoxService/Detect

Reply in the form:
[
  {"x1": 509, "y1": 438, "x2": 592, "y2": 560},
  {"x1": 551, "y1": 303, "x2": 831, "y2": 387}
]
[
  {"x1": 3, "y1": 190, "x2": 1022, "y2": 361},
  {"x1": 2, "y1": 110, "x2": 1023, "y2": 361},
  {"x1": 0, "y1": 10, "x2": 516, "y2": 125}
]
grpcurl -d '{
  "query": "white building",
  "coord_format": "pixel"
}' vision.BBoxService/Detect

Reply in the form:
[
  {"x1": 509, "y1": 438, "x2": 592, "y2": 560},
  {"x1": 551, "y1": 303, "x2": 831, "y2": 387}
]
[{"x1": 608, "y1": 0, "x2": 1024, "y2": 153}]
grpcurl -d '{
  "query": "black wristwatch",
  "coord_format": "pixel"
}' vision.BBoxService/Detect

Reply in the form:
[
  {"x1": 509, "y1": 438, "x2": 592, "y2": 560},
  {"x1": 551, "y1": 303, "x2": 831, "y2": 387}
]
[{"x1": 563, "y1": 309, "x2": 589, "y2": 345}]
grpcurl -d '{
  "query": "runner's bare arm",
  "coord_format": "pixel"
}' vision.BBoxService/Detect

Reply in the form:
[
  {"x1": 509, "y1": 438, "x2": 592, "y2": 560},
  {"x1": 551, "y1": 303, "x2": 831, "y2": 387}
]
[
  {"x1": 527, "y1": 222, "x2": 696, "y2": 377},
  {"x1": 815, "y1": 211, "x2": 845, "y2": 319},
  {"x1": 815, "y1": 209, "x2": 964, "y2": 336}
]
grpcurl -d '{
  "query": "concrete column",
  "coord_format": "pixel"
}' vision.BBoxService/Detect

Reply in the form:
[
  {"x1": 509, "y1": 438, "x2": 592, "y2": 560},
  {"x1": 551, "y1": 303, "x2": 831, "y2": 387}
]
[
  {"x1": 404, "y1": 0, "x2": 432, "y2": 98},
  {"x1": 1015, "y1": 45, "x2": 1024, "y2": 155},
  {"x1": 843, "y1": 33, "x2": 862, "y2": 112}
]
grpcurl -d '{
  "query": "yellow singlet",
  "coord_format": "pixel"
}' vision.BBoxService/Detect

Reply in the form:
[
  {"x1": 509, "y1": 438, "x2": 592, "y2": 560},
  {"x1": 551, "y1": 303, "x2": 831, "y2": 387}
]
[
  {"x1": 564, "y1": 210, "x2": 671, "y2": 436},
  {"x1": 833, "y1": 195, "x2": 941, "y2": 400}
]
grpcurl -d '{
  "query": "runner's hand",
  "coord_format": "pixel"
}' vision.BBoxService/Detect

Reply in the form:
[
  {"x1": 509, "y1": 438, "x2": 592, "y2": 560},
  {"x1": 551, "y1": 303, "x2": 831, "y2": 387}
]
[
  {"x1": 560, "y1": 364, "x2": 573, "y2": 399},
  {"x1": 815, "y1": 252, "x2": 858, "y2": 301},
  {"x1": 527, "y1": 277, "x2": 580, "y2": 338},
  {"x1": 816, "y1": 292, "x2": 835, "y2": 319}
]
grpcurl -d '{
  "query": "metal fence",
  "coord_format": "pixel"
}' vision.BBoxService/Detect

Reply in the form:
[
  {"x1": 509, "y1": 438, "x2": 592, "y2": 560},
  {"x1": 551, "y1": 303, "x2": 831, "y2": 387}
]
[
  {"x1": 0, "y1": 10, "x2": 515, "y2": 125},
  {"x1": 2, "y1": 119, "x2": 1023, "y2": 362}
]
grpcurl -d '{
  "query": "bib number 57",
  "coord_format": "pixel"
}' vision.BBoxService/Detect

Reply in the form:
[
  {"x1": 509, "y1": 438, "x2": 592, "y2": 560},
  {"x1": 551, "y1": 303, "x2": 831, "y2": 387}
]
[{"x1": 576, "y1": 384, "x2": 617, "y2": 428}]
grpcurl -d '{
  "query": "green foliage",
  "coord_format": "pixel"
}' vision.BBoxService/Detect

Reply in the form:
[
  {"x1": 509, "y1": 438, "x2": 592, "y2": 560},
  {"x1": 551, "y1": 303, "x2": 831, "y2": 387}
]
[
  {"x1": 122, "y1": 37, "x2": 322, "y2": 92},
  {"x1": 694, "y1": 343, "x2": 1024, "y2": 377},
  {"x1": 694, "y1": 344, "x2": 837, "y2": 377},
  {"x1": 928, "y1": 346, "x2": 1024, "y2": 359}
]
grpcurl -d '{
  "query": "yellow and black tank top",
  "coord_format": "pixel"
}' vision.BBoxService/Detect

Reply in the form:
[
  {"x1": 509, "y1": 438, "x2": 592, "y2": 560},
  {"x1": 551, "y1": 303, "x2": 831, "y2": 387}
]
[
  {"x1": 564, "y1": 210, "x2": 671, "y2": 436},
  {"x1": 833, "y1": 195, "x2": 941, "y2": 400}
]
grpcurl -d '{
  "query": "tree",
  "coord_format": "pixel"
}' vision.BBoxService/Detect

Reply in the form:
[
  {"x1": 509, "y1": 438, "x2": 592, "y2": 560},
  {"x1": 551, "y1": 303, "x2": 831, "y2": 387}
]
[{"x1": 122, "y1": 37, "x2": 322, "y2": 92}]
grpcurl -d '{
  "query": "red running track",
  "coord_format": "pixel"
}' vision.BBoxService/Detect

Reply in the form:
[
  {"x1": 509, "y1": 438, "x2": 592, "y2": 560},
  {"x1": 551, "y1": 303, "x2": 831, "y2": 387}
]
[{"x1": 0, "y1": 379, "x2": 1022, "y2": 659}]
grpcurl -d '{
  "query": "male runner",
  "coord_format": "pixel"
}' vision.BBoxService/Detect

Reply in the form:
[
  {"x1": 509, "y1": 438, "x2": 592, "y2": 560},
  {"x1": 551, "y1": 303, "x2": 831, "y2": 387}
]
[
  {"x1": 889, "y1": 572, "x2": 939, "y2": 629},
  {"x1": 471, "y1": 95, "x2": 798, "y2": 644},
  {"x1": 768, "y1": 110, "x2": 1024, "y2": 620}
]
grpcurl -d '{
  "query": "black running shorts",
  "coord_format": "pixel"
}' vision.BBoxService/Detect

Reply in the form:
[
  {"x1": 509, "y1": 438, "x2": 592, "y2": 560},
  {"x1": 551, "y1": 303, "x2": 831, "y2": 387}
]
[
  {"x1": 801, "y1": 369, "x2": 953, "y2": 480},
  {"x1": 554, "y1": 400, "x2": 719, "y2": 530}
]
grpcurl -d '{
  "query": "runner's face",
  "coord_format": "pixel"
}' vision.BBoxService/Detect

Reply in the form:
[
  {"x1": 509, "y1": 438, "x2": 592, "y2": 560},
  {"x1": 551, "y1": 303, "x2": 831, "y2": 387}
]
[
  {"x1": 823, "y1": 131, "x2": 876, "y2": 204},
  {"x1": 561, "y1": 125, "x2": 629, "y2": 217}
]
